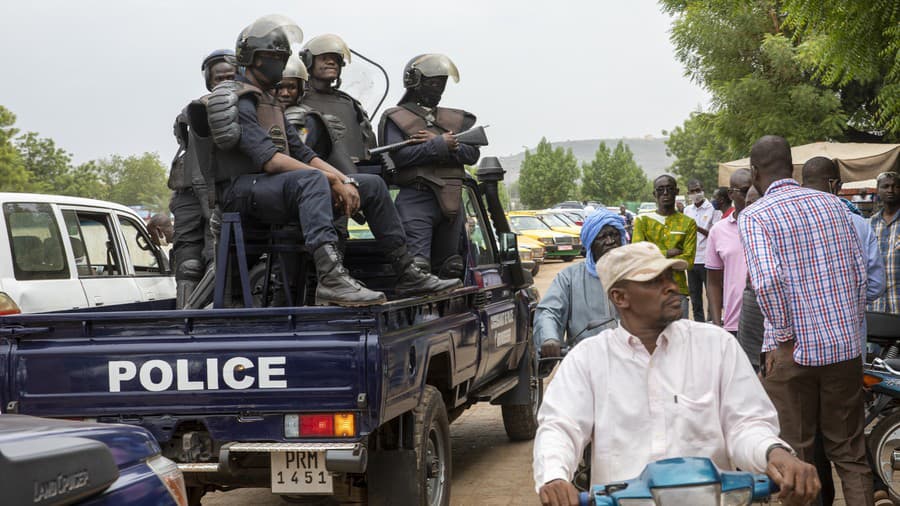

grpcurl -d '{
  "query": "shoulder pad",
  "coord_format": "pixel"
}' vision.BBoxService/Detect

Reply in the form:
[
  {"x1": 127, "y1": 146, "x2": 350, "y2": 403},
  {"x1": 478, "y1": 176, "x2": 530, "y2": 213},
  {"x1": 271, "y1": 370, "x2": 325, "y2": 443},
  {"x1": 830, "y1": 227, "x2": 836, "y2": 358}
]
[
  {"x1": 173, "y1": 108, "x2": 190, "y2": 147},
  {"x1": 205, "y1": 82, "x2": 246, "y2": 150},
  {"x1": 283, "y1": 105, "x2": 309, "y2": 127},
  {"x1": 321, "y1": 112, "x2": 348, "y2": 141}
]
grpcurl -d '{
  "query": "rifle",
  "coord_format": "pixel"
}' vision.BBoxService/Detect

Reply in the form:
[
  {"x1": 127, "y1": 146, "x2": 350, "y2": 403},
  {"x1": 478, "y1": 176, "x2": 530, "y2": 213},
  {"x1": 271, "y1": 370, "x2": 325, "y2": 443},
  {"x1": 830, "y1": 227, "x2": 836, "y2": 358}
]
[{"x1": 369, "y1": 125, "x2": 489, "y2": 155}]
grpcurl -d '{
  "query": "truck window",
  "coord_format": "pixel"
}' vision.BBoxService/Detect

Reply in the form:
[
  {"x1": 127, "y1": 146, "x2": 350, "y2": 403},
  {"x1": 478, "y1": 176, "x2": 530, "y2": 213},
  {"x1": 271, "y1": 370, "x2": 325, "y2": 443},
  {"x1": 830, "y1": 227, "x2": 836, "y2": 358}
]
[
  {"x1": 462, "y1": 189, "x2": 495, "y2": 266},
  {"x1": 117, "y1": 216, "x2": 164, "y2": 275},
  {"x1": 3, "y1": 202, "x2": 69, "y2": 280},
  {"x1": 62, "y1": 210, "x2": 123, "y2": 277}
]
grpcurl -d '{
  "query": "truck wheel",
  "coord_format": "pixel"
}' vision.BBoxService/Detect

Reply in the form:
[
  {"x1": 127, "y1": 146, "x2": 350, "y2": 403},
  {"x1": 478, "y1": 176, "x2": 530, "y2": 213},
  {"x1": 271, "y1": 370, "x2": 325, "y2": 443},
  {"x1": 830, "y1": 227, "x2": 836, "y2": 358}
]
[
  {"x1": 562, "y1": 255, "x2": 575, "y2": 262},
  {"x1": 414, "y1": 385, "x2": 451, "y2": 506},
  {"x1": 501, "y1": 349, "x2": 542, "y2": 441},
  {"x1": 531, "y1": 264, "x2": 541, "y2": 276}
]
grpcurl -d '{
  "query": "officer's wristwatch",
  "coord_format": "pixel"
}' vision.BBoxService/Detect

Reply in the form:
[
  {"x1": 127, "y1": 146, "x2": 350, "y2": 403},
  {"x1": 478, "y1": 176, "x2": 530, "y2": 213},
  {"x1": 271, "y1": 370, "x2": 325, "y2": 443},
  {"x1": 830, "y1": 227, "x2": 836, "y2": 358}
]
[{"x1": 342, "y1": 177, "x2": 359, "y2": 188}]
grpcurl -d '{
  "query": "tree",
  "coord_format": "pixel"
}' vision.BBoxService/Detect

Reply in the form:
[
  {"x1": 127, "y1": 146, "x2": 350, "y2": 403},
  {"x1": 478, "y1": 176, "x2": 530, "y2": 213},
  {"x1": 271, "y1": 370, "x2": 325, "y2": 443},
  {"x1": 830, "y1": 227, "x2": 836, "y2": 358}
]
[
  {"x1": 664, "y1": 111, "x2": 737, "y2": 190},
  {"x1": 0, "y1": 106, "x2": 33, "y2": 192},
  {"x1": 15, "y1": 132, "x2": 75, "y2": 193},
  {"x1": 784, "y1": 0, "x2": 900, "y2": 136},
  {"x1": 659, "y1": 0, "x2": 885, "y2": 155},
  {"x1": 518, "y1": 138, "x2": 580, "y2": 209},
  {"x1": 581, "y1": 141, "x2": 652, "y2": 205},
  {"x1": 95, "y1": 153, "x2": 170, "y2": 212}
]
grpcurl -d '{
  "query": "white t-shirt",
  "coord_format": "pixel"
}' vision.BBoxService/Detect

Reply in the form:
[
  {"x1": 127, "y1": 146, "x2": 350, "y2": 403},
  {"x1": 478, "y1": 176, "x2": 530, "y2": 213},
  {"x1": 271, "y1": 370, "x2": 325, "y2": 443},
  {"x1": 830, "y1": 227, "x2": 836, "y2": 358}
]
[{"x1": 683, "y1": 199, "x2": 721, "y2": 264}]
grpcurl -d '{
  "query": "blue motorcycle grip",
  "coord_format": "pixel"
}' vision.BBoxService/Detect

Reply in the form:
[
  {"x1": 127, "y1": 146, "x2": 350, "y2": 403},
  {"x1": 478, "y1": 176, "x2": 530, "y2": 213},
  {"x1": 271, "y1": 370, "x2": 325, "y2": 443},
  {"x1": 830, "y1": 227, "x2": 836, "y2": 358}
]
[
  {"x1": 752, "y1": 474, "x2": 777, "y2": 499},
  {"x1": 579, "y1": 491, "x2": 589, "y2": 506}
]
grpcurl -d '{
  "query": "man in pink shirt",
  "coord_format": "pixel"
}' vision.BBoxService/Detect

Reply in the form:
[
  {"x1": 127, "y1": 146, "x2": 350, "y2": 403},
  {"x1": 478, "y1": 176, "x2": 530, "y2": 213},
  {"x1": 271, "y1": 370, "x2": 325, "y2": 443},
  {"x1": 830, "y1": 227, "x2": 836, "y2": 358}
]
[{"x1": 707, "y1": 169, "x2": 752, "y2": 337}]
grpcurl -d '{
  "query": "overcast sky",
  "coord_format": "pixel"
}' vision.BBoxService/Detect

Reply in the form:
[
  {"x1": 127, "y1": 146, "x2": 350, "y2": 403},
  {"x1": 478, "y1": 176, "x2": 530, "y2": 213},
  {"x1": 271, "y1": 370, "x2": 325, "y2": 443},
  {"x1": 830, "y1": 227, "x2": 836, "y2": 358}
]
[{"x1": 0, "y1": 0, "x2": 709, "y2": 165}]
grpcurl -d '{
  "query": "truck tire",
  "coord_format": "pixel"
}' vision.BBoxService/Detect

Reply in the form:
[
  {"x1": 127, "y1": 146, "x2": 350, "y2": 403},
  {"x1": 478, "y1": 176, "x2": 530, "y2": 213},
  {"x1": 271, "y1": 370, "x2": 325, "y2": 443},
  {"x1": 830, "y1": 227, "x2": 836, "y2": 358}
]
[
  {"x1": 415, "y1": 385, "x2": 451, "y2": 506},
  {"x1": 501, "y1": 349, "x2": 542, "y2": 441},
  {"x1": 562, "y1": 255, "x2": 575, "y2": 262}
]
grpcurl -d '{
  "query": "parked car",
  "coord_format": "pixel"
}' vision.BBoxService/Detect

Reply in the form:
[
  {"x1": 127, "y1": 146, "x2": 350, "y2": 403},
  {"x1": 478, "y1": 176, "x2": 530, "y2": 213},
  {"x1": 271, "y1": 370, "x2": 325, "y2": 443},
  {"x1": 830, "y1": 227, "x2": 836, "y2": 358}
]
[
  {"x1": 637, "y1": 202, "x2": 656, "y2": 214},
  {"x1": 0, "y1": 414, "x2": 186, "y2": 505},
  {"x1": 507, "y1": 214, "x2": 580, "y2": 262},
  {"x1": 0, "y1": 193, "x2": 176, "y2": 314}
]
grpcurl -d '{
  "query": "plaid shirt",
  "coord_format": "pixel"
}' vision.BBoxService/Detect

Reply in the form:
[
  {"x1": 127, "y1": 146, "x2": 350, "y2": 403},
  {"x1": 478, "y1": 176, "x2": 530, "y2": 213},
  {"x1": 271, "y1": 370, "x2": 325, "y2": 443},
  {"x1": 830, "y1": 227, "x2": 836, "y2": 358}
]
[
  {"x1": 869, "y1": 209, "x2": 900, "y2": 314},
  {"x1": 738, "y1": 179, "x2": 866, "y2": 366}
]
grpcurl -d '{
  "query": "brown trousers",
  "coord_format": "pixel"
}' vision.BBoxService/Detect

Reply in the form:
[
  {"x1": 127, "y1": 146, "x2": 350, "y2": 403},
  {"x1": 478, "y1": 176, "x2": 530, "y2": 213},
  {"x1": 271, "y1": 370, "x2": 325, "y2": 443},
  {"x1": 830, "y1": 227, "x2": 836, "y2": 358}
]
[{"x1": 763, "y1": 343, "x2": 873, "y2": 506}]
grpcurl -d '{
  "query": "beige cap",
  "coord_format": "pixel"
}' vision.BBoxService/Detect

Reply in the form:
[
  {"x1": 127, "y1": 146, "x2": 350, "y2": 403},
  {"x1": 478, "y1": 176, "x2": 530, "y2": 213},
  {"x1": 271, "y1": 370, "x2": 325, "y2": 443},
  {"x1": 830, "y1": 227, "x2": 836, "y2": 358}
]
[{"x1": 596, "y1": 242, "x2": 688, "y2": 293}]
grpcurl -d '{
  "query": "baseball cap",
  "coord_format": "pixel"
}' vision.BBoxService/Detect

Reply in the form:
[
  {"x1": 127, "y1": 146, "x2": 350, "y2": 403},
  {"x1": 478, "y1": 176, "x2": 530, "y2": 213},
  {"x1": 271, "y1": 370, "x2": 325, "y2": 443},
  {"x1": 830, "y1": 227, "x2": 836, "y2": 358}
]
[{"x1": 596, "y1": 242, "x2": 688, "y2": 293}]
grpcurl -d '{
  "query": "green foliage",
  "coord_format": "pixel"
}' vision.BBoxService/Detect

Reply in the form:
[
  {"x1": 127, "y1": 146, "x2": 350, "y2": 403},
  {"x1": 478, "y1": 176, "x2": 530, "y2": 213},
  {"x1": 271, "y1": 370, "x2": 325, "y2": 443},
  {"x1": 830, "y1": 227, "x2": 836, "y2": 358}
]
[
  {"x1": 581, "y1": 141, "x2": 652, "y2": 204},
  {"x1": 664, "y1": 112, "x2": 736, "y2": 190},
  {"x1": 0, "y1": 106, "x2": 32, "y2": 192},
  {"x1": 518, "y1": 138, "x2": 580, "y2": 209},
  {"x1": 0, "y1": 104, "x2": 170, "y2": 210},
  {"x1": 785, "y1": 0, "x2": 900, "y2": 136},
  {"x1": 94, "y1": 153, "x2": 170, "y2": 212}
]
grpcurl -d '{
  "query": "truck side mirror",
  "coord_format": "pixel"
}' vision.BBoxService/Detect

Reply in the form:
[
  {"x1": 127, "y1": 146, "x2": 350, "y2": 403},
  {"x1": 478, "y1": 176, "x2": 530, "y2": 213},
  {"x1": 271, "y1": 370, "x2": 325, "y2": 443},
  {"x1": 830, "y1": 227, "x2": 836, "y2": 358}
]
[{"x1": 498, "y1": 232, "x2": 518, "y2": 264}]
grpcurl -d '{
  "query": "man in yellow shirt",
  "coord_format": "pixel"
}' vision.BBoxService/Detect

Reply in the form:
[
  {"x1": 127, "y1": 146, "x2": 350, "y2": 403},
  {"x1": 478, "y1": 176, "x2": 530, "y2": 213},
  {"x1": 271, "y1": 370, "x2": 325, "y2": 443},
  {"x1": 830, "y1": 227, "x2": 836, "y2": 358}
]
[{"x1": 632, "y1": 174, "x2": 697, "y2": 318}]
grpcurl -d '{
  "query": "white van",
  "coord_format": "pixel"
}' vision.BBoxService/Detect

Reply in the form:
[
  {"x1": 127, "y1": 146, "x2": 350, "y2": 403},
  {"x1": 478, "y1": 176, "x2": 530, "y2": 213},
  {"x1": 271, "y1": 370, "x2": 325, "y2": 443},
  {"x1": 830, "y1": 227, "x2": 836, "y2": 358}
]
[{"x1": 0, "y1": 193, "x2": 176, "y2": 314}]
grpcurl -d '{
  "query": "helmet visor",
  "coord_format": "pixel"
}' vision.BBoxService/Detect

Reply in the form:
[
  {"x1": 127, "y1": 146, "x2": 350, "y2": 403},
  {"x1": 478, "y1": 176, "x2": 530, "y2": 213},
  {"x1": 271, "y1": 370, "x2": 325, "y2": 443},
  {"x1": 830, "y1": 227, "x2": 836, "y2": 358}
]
[
  {"x1": 245, "y1": 14, "x2": 304, "y2": 46},
  {"x1": 305, "y1": 34, "x2": 352, "y2": 64},
  {"x1": 411, "y1": 54, "x2": 459, "y2": 83}
]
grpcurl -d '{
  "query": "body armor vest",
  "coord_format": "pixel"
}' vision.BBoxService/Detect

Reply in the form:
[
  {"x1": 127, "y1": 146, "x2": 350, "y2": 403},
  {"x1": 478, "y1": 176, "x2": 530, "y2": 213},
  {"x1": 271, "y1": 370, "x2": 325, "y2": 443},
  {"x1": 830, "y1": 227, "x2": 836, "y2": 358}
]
[
  {"x1": 380, "y1": 104, "x2": 476, "y2": 219},
  {"x1": 300, "y1": 89, "x2": 376, "y2": 163},
  {"x1": 284, "y1": 104, "x2": 357, "y2": 175},
  {"x1": 209, "y1": 81, "x2": 290, "y2": 182}
]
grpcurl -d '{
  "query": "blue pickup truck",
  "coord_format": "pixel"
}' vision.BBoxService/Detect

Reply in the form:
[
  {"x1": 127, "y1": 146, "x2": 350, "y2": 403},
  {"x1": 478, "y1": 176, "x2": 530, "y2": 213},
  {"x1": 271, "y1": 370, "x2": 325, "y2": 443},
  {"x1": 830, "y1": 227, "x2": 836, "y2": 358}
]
[{"x1": 0, "y1": 166, "x2": 541, "y2": 505}]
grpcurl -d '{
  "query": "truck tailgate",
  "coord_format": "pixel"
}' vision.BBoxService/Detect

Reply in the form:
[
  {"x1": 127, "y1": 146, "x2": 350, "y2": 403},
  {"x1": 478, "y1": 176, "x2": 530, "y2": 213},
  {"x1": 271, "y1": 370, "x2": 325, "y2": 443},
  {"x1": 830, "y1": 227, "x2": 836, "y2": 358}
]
[{"x1": 2, "y1": 307, "x2": 373, "y2": 418}]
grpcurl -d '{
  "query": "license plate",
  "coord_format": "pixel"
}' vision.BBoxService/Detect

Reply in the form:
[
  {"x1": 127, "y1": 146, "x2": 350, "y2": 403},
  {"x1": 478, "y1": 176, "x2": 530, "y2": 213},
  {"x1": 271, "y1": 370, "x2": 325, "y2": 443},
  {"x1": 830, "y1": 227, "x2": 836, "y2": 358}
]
[
  {"x1": 558, "y1": 245, "x2": 573, "y2": 251},
  {"x1": 270, "y1": 451, "x2": 332, "y2": 494}
]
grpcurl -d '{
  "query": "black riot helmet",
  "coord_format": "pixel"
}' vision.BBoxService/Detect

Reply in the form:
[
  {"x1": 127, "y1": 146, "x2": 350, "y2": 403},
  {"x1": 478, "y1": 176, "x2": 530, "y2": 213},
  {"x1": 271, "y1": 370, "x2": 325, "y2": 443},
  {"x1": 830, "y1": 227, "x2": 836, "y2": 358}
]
[
  {"x1": 402, "y1": 54, "x2": 460, "y2": 90},
  {"x1": 234, "y1": 14, "x2": 303, "y2": 67},
  {"x1": 201, "y1": 49, "x2": 236, "y2": 91}
]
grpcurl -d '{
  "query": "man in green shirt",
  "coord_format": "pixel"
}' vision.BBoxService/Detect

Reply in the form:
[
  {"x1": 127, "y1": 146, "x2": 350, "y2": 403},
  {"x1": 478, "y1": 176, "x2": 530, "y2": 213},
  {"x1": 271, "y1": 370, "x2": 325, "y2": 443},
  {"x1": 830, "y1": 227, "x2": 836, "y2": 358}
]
[{"x1": 632, "y1": 174, "x2": 697, "y2": 318}]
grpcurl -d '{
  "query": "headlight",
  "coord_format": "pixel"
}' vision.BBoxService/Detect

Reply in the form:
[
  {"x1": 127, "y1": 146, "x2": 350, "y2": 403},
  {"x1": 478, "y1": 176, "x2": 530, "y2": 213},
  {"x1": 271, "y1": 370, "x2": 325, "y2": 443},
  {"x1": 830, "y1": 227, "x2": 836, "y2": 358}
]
[
  {"x1": 146, "y1": 455, "x2": 188, "y2": 506},
  {"x1": 519, "y1": 249, "x2": 533, "y2": 261},
  {"x1": 572, "y1": 237, "x2": 581, "y2": 245},
  {"x1": 721, "y1": 487, "x2": 753, "y2": 506},
  {"x1": 651, "y1": 484, "x2": 720, "y2": 505},
  {"x1": 539, "y1": 237, "x2": 554, "y2": 245}
]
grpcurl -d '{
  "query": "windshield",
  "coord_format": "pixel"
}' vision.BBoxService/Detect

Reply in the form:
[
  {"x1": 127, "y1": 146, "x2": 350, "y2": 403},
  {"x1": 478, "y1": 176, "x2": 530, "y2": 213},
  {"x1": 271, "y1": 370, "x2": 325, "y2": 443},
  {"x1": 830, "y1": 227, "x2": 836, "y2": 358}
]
[
  {"x1": 510, "y1": 215, "x2": 550, "y2": 231},
  {"x1": 539, "y1": 213, "x2": 569, "y2": 227}
]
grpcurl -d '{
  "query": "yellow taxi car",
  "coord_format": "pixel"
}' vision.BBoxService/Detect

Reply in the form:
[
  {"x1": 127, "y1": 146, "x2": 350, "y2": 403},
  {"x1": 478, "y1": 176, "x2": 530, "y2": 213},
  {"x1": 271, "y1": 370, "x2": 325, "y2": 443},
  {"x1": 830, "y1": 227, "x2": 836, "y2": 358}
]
[
  {"x1": 507, "y1": 213, "x2": 580, "y2": 262},
  {"x1": 516, "y1": 235, "x2": 546, "y2": 275}
]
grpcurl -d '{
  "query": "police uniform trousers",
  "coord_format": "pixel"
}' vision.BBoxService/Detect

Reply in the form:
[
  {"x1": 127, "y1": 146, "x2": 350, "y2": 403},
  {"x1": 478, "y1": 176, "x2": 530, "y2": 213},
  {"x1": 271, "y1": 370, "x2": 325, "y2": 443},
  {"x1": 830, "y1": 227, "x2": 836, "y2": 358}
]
[
  {"x1": 395, "y1": 185, "x2": 464, "y2": 266},
  {"x1": 170, "y1": 187, "x2": 206, "y2": 277},
  {"x1": 222, "y1": 169, "x2": 406, "y2": 253}
]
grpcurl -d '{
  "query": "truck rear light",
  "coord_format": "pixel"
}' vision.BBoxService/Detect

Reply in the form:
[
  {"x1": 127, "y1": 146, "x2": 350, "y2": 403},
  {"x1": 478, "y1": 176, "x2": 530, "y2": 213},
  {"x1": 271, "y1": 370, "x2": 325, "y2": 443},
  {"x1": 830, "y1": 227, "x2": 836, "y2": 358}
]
[
  {"x1": 146, "y1": 455, "x2": 188, "y2": 506},
  {"x1": 284, "y1": 413, "x2": 356, "y2": 438},
  {"x1": 0, "y1": 292, "x2": 21, "y2": 315}
]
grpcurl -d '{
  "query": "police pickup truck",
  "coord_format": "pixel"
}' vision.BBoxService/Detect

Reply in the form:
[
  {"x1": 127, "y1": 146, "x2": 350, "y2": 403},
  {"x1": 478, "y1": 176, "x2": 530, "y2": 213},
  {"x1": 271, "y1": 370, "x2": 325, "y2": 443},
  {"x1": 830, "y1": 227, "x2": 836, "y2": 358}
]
[{"x1": 0, "y1": 162, "x2": 541, "y2": 506}]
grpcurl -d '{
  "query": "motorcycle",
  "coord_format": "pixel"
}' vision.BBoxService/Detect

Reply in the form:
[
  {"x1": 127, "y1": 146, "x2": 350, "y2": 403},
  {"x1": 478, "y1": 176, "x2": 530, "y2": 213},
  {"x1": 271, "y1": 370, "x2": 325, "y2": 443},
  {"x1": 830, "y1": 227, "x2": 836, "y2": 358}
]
[
  {"x1": 577, "y1": 457, "x2": 774, "y2": 506},
  {"x1": 863, "y1": 311, "x2": 900, "y2": 502}
]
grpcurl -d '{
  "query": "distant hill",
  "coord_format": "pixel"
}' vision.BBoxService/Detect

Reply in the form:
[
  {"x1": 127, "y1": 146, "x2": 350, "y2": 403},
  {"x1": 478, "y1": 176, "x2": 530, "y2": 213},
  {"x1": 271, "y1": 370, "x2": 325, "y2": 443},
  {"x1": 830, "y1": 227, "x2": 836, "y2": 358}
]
[{"x1": 497, "y1": 137, "x2": 673, "y2": 183}]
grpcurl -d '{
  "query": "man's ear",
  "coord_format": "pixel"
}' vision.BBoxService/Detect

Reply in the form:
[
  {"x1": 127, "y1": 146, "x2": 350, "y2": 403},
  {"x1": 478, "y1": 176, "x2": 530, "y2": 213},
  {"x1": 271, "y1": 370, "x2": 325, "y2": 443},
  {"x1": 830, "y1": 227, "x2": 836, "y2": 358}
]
[{"x1": 608, "y1": 287, "x2": 628, "y2": 310}]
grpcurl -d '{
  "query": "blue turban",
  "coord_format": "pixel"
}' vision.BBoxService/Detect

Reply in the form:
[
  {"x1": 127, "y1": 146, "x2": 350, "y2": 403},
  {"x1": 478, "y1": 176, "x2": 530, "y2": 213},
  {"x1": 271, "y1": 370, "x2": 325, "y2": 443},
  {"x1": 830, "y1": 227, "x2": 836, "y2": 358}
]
[{"x1": 582, "y1": 208, "x2": 628, "y2": 279}]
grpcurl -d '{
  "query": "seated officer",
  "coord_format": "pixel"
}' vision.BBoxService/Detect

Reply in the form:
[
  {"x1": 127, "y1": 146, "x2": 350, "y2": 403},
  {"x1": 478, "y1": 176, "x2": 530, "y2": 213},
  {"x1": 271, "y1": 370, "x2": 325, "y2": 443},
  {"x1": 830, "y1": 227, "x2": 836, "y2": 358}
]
[
  {"x1": 204, "y1": 14, "x2": 459, "y2": 307},
  {"x1": 378, "y1": 54, "x2": 480, "y2": 278},
  {"x1": 533, "y1": 242, "x2": 819, "y2": 506}
]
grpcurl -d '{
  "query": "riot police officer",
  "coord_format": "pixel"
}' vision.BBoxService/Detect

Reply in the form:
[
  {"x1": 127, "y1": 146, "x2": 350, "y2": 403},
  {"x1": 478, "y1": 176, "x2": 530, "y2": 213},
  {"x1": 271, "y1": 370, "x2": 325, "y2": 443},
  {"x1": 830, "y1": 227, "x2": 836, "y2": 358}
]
[
  {"x1": 202, "y1": 15, "x2": 458, "y2": 307},
  {"x1": 277, "y1": 55, "x2": 357, "y2": 175},
  {"x1": 168, "y1": 49, "x2": 236, "y2": 308},
  {"x1": 298, "y1": 34, "x2": 381, "y2": 174},
  {"x1": 378, "y1": 54, "x2": 480, "y2": 278}
]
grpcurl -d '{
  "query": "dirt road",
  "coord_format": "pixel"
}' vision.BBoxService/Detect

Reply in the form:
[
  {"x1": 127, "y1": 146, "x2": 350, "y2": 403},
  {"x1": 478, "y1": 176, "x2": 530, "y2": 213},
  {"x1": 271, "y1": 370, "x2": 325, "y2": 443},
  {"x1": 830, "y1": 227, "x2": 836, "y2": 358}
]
[{"x1": 203, "y1": 259, "x2": 572, "y2": 506}]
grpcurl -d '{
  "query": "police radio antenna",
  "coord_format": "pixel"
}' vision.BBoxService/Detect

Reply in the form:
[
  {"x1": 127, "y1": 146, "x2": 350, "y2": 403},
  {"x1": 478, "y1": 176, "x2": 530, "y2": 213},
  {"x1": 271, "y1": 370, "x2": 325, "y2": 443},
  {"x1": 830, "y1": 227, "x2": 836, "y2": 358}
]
[{"x1": 349, "y1": 48, "x2": 389, "y2": 117}]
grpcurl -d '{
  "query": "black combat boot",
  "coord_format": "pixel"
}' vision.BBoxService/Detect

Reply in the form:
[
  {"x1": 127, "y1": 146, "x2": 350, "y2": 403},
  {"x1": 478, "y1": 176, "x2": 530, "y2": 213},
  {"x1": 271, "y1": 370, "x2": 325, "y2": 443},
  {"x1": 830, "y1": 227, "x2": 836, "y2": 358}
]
[
  {"x1": 314, "y1": 243, "x2": 386, "y2": 306},
  {"x1": 391, "y1": 246, "x2": 462, "y2": 298}
]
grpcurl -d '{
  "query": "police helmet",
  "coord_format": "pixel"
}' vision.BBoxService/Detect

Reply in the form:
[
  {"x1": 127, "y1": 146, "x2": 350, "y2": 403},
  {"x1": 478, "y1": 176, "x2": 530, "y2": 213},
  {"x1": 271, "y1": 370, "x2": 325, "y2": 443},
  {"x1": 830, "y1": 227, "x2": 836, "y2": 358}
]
[
  {"x1": 299, "y1": 34, "x2": 352, "y2": 69},
  {"x1": 235, "y1": 14, "x2": 303, "y2": 67},
  {"x1": 282, "y1": 55, "x2": 309, "y2": 81},
  {"x1": 403, "y1": 54, "x2": 460, "y2": 89},
  {"x1": 201, "y1": 49, "x2": 236, "y2": 88}
]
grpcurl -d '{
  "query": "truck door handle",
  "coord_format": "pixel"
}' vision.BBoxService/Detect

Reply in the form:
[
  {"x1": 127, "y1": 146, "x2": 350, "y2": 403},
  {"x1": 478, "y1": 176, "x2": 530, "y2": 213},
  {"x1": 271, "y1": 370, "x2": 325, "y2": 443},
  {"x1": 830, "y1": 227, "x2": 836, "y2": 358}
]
[{"x1": 93, "y1": 295, "x2": 104, "y2": 306}]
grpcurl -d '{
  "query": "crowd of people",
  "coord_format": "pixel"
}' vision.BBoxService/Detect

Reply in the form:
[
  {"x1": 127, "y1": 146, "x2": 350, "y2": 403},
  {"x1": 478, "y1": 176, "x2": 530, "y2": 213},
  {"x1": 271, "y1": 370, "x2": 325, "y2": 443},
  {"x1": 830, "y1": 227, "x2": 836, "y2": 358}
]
[{"x1": 533, "y1": 135, "x2": 900, "y2": 506}]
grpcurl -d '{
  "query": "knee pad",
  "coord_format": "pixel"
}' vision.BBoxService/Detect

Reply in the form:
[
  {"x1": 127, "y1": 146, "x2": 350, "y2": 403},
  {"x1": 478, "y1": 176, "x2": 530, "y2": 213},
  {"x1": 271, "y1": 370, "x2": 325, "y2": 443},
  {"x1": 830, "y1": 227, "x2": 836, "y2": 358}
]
[{"x1": 176, "y1": 258, "x2": 205, "y2": 282}]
